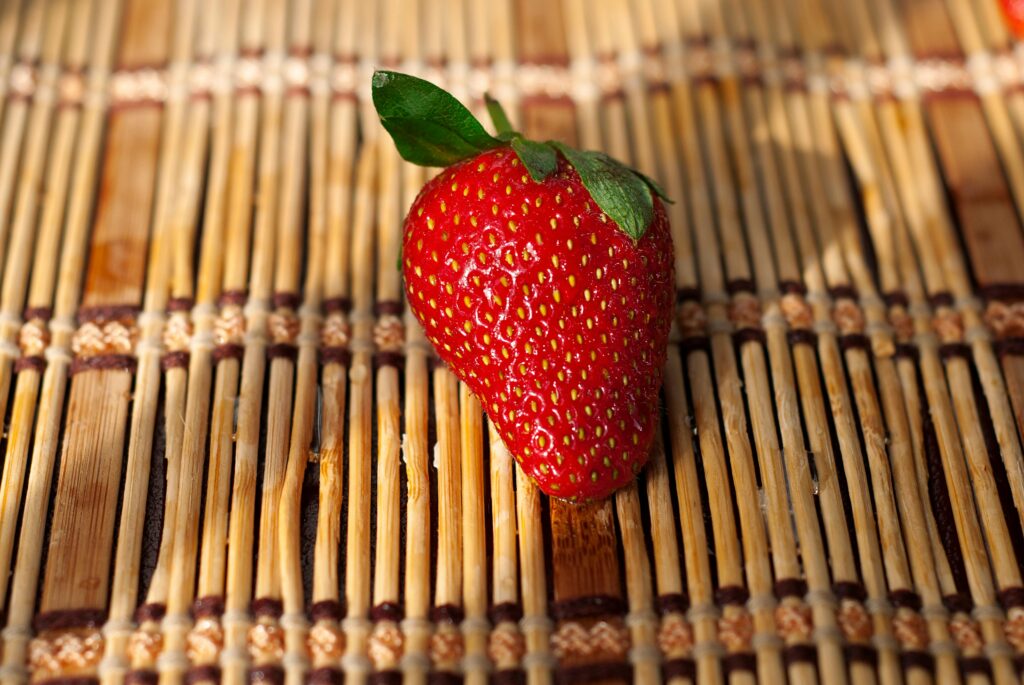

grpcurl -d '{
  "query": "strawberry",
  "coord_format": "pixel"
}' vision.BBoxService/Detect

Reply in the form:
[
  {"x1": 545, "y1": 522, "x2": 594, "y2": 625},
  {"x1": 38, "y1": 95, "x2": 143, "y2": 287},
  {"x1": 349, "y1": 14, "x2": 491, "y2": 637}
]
[
  {"x1": 372, "y1": 71, "x2": 674, "y2": 500},
  {"x1": 1001, "y1": 0, "x2": 1024, "y2": 37}
]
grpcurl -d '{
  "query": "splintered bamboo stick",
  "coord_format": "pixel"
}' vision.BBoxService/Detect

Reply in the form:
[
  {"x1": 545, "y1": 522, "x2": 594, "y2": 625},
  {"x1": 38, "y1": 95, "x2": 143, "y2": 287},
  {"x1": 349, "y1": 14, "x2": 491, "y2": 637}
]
[
  {"x1": 306, "y1": 0, "x2": 356, "y2": 678},
  {"x1": 0, "y1": 0, "x2": 74, "y2": 616},
  {"x1": 218, "y1": 2, "x2": 275, "y2": 681},
  {"x1": 0, "y1": 0, "x2": 122, "y2": 680},
  {"x1": 342, "y1": 141, "x2": 378, "y2": 685},
  {"x1": 278, "y1": 3, "x2": 335, "y2": 685}
]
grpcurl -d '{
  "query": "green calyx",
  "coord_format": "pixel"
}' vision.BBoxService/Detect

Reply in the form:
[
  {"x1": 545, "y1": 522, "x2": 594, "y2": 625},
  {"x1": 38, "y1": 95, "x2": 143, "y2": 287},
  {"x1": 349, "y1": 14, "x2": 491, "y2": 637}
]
[{"x1": 371, "y1": 70, "x2": 669, "y2": 240}]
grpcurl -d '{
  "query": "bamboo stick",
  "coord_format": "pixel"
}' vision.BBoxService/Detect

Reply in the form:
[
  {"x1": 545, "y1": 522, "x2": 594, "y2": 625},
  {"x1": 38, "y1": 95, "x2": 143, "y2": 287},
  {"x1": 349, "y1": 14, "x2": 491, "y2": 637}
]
[{"x1": 0, "y1": 0, "x2": 75, "y2": 617}]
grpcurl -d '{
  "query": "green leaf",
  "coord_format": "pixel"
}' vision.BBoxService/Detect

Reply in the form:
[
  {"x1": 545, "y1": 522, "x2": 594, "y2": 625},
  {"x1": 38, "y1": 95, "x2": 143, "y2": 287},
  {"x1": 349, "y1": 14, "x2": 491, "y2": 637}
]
[
  {"x1": 484, "y1": 93, "x2": 515, "y2": 136},
  {"x1": 551, "y1": 143, "x2": 655, "y2": 240},
  {"x1": 632, "y1": 168, "x2": 672, "y2": 203},
  {"x1": 511, "y1": 137, "x2": 558, "y2": 182},
  {"x1": 372, "y1": 70, "x2": 502, "y2": 167}
]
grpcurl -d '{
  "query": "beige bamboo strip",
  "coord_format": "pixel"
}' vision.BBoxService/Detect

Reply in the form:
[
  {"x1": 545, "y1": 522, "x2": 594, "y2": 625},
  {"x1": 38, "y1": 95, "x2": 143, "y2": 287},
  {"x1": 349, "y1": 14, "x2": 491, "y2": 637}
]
[
  {"x1": 0, "y1": 0, "x2": 24, "y2": 126},
  {"x1": 307, "y1": 0, "x2": 356, "y2": 675},
  {"x1": 279, "y1": 2, "x2": 335, "y2": 684},
  {"x1": 367, "y1": 120, "x2": 405, "y2": 680},
  {"x1": 184, "y1": 2, "x2": 243, "y2": 674},
  {"x1": 0, "y1": 0, "x2": 73, "y2": 615},
  {"x1": 341, "y1": 141, "x2": 378, "y2": 685},
  {"x1": 0, "y1": 0, "x2": 46, "y2": 437},
  {"x1": 671, "y1": 3, "x2": 789, "y2": 683},
  {"x1": 753, "y1": 12, "x2": 880, "y2": 685},
  {"x1": 514, "y1": 462, "x2": 553, "y2": 685},
  {"x1": 0, "y1": 0, "x2": 122, "y2": 679},
  {"x1": 729, "y1": 1, "x2": 857, "y2": 680},
  {"x1": 487, "y1": 417, "x2": 523, "y2": 653},
  {"x1": 218, "y1": 1, "x2": 276, "y2": 680},
  {"x1": 665, "y1": 49, "x2": 756, "y2": 685},
  {"x1": 461, "y1": 385, "x2": 489, "y2": 685}
]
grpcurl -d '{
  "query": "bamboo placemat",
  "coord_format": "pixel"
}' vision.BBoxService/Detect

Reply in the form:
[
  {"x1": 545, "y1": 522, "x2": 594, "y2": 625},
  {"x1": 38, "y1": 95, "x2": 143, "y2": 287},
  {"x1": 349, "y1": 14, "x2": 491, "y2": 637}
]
[{"x1": 0, "y1": 1, "x2": 1023, "y2": 684}]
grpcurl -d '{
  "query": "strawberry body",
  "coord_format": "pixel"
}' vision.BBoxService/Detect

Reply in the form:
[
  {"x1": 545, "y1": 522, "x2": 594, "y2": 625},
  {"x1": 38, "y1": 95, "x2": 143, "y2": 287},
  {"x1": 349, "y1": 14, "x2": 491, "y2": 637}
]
[
  {"x1": 1002, "y1": 0, "x2": 1024, "y2": 36},
  {"x1": 403, "y1": 147, "x2": 674, "y2": 499}
]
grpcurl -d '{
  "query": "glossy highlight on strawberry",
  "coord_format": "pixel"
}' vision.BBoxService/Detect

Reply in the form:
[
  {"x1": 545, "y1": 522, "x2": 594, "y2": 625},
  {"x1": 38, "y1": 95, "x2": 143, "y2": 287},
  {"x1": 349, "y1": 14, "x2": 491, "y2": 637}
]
[{"x1": 374, "y1": 70, "x2": 674, "y2": 500}]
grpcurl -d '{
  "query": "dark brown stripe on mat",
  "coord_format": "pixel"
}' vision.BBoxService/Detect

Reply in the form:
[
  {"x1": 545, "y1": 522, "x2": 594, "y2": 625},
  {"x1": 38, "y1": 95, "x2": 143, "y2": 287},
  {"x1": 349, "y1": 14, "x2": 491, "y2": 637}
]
[
  {"x1": 375, "y1": 300, "x2": 403, "y2": 316},
  {"x1": 679, "y1": 336, "x2": 710, "y2": 355},
  {"x1": 889, "y1": 589, "x2": 922, "y2": 611},
  {"x1": 900, "y1": 651, "x2": 934, "y2": 672},
  {"x1": 774, "y1": 578, "x2": 808, "y2": 599},
  {"x1": 676, "y1": 287, "x2": 701, "y2": 303},
  {"x1": 961, "y1": 657, "x2": 992, "y2": 676},
  {"x1": 894, "y1": 343, "x2": 918, "y2": 360},
  {"x1": 939, "y1": 343, "x2": 971, "y2": 359},
  {"x1": 370, "y1": 602, "x2": 403, "y2": 622},
  {"x1": 844, "y1": 644, "x2": 878, "y2": 665},
  {"x1": 70, "y1": 354, "x2": 136, "y2": 375},
  {"x1": 267, "y1": 343, "x2": 298, "y2": 361},
  {"x1": 979, "y1": 283, "x2": 1024, "y2": 301},
  {"x1": 996, "y1": 338, "x2": 1024, "y2": 356},
  {"x1": 15, "y1": 356, "x2": 45, "y2": 372},
  {"x1": 368, "y1": 672, "x2": 401, "y2": 685},
  {"x1": 779, "y1": 280, "x2": 807, "y2": 295},
  {"x1": 192, "y1": 596, "x2": 225, "y2": 618},
  {"x1": 726, "y1": 279, "x2": 755, "y2": 295},
  {"x1": 556, "y1": 663, "x2": 632, "y2": 684},
  {"x1": 839, "y1": 334, "x2": 869, "y2": 351},
  {"x1": 375, "y1": 351, "x2": 403, "y2": 368},
  {"x1": 427, "y1": 673, "x2": 464, "y2": 685},
  {"x1": 833, "y1": 582, "x2": 866, "y2": 602},
  {"x1": 219, "y1": 290, "x2": 248, "y2": 306},
  {"x1": 214, "y1": 343, "x2": 244, "y2": 361},
  {"x1": 320, "y1": 347, "x2": 351, "y2": 366},
  {"x1": 311, "y1": 599, "x2": 345, "y2": 621},
  {"x1": 323, "y1": 297, "x2": 352, "y2": 313},
  {"x1": 928, "y1": 292, "x2": 954, "y2": 308},
  {"x1": 550, "y1": 595, "x2": 626, "y2": 621},
  {"x1": 784, "y1": 645, "x2": 817, "y2": 665},
  {"x1": 491, "y1": 669, "x2": 526, "y2": 685},
  {"x1": 430, "y1": 604, "x2": 465, "y2": 624},
  {"x1": 722, "y1": 653, "x2": 757, "y2": 673},
  {"x1": 656, "y1": 593, "x2": 689, "y2": 615},
  {"x1": 185, "y1": 665, "x2": 221, "y2": 684},
  {"x1": 249, "y1": 666, "x2": 284, "y2": 685},
  {"x1": 167, "y1": 297, "x2": 193, "y2": 312},
  {"x1": 135, "y1": 603, "x2": 166, "y2": 623},
  {"x1": 828, "y1": 285, "x2": 857, "y2": 300},
  {"x1": 34, "y1": 608, "x2": 106, "y2": 632},
  {"x1": 161, "y1": 351, "x2": 189, "y2": 370},
  {"x1": 273, "y1": 292, "x2": 300, "y2": 309},
  {"x1": 662, "y1": 658, "x2": 696, "y2": 680},
  {"x1": 999, "y1": 587, "x2": 1024, "y2": 608},
  {"x1": 37, "y1": 679, "x2": 99, "y2": 685},
  {"x1": 488, "y1": 602, "x2": 523, "y2": 624},
  {"x1": 251, "y1": 597, "x2": 283, "y2": 619},
  {"x1": 733, "y1": 329, "x2": 766, "y2": 346},
  {"x1": 883, "y1": 291, "x2": 909, "y2": 307},
  {"x1": 125, "y1": 672, "x2": 157, "y2": 685},
  {"x1": 24, "y1": 306, "x2": 52, "y2": 320},
  {"x1": 788, "y1": 330, "x2": 816, "y2": 346},
  {"x1": 715, "y1": 585, "x2": 750, "y2": 606},
  {"x1": 308, "y1": 668, "x2": 343, "y2": 685},
  {"x1": 77, "y1": 304, "x2": 139, "y2": 322}
]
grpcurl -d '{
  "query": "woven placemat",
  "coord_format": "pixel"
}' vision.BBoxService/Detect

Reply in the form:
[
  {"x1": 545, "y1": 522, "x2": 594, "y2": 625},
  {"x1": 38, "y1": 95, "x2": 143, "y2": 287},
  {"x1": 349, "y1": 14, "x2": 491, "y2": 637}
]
[{"x1": 0, "y1": 0, "x2": 1023, "y2": 684}]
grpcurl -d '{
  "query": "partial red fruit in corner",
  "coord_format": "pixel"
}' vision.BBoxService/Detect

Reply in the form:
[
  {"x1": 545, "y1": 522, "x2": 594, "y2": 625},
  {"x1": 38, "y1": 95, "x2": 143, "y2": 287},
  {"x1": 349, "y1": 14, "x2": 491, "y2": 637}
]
[
  {"x1": 403, "y1": 147, "x2": 674, "y2": 500},
  {"x1": 1001, "y1": 0, "x2": 1024, "y2": 37}
]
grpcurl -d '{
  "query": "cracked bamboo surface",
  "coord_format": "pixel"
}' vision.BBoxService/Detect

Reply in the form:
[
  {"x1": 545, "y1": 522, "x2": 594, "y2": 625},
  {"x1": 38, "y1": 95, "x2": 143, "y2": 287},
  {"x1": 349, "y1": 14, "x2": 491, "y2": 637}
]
[{"x1": 1, "y1": 1, "x2": 1024, "y2": 684}]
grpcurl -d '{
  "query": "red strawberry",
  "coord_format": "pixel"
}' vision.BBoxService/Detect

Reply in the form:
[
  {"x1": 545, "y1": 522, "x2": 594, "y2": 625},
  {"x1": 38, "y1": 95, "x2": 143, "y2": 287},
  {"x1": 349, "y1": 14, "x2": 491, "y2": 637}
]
[
  {"x1": 373, "y1": 72, "x2": 674, "y2": 500},
  {"x1": 1001, "y1": 0, "x2": 1024, "y2": 37}
]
